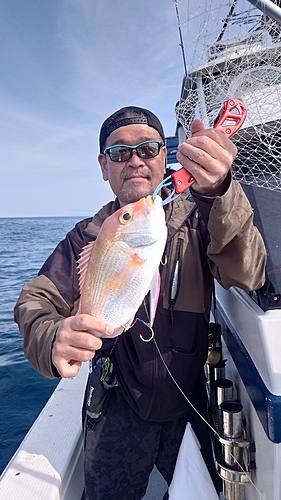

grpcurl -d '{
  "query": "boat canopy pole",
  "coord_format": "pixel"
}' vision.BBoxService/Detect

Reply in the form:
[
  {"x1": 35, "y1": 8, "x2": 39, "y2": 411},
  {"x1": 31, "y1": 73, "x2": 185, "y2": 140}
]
[
  {"x1": 247, "y1": 0, "x2": 281, "y2": 23},
  {"x1": 216, "y1": 0, "x2": 239, "y2": 42}
]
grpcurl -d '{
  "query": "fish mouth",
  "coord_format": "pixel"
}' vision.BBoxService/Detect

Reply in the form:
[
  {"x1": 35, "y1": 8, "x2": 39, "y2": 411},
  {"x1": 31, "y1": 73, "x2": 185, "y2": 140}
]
[
  {"x1": 132, "y1": 195, "x2": 155, "y2": 215},
  {"x1": 146, "y1": 195, "x2": 154, "y2": 208},
  {"x1": 146, "y1": 194, "x2": 162, "y2": 208}
]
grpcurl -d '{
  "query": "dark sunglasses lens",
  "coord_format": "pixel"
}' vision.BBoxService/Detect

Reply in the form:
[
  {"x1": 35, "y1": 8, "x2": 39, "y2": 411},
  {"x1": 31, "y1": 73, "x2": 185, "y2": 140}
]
[
  {"x1": 137, "y1": 142, "x2": 159, "y2": 158},
  {"x1": 109, "y1": 147, "x2": 130, "y2": 162},
  {"x1": 107, "y1": 141, "x2": 161, "y2": 162}
]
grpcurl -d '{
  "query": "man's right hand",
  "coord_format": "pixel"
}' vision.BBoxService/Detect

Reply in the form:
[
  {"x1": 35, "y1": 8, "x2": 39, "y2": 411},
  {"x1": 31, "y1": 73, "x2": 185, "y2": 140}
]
[{"x1": 52, "y1": 314, "x2": 115, "y2": 378}]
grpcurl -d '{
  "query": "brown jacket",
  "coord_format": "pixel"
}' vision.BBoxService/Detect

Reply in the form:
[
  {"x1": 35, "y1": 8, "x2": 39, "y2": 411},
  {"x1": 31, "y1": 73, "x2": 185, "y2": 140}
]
[{"x1": 14, "y1": 180, "x2": 266, "y2": 421}]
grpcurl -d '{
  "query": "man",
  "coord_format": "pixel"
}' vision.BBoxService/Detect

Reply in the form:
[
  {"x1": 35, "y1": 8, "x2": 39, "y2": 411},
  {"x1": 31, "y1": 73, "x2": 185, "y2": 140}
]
[{"x1": 15, "y1": 106, "x2": 266, "y2": 499}]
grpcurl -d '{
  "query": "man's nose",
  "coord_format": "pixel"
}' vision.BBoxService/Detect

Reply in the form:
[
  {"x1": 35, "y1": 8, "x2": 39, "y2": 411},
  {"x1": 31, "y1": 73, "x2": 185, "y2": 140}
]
[{"x1": 127, "y1": 150, "x2": 144, "y2": 167}]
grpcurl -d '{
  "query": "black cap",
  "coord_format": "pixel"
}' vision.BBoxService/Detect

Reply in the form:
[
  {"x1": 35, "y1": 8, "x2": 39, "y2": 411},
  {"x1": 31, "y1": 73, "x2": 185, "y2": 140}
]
[{"x1": 99, "y1": 106, "x2": 165, "y2": 153}]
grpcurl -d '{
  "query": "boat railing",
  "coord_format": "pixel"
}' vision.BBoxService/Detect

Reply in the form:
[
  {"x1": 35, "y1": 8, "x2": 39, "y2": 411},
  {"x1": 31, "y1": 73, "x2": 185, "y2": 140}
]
[{"x1": 0, "y1": 362, "x2": 88, "y2": 500}]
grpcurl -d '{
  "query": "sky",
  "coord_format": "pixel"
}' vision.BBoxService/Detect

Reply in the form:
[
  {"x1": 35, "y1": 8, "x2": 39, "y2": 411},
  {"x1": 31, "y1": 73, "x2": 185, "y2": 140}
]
[{"x1": 0, "y1": 0, "x2": 188, "y2": 217}]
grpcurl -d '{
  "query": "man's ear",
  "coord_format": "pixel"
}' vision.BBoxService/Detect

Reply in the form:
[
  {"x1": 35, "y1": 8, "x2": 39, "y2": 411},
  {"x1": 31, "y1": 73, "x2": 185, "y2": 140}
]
[{"x1": 98, "y1": 154, "x2": 109, "y2": 181}]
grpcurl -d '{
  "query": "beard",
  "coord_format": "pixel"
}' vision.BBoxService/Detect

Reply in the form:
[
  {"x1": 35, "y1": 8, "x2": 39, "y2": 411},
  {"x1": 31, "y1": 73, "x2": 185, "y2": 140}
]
[
  {"x1": 119, "y1": 168, "x2": 154, "y2": 204},
  {"x1": 119, "y1": 181, "x2": 153, "y2": 204}
]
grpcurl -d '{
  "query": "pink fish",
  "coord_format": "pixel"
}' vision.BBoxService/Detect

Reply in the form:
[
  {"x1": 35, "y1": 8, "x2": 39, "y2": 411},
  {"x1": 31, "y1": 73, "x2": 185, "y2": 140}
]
[{"x1": 77, "y1": 195, "x2": 167, "y2": 337}]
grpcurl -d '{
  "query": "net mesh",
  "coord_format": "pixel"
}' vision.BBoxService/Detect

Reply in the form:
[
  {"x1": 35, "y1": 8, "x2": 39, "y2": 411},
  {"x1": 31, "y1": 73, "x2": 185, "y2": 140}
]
[{"x1": 174, "y1": 0, "x2": 281, "y2": 191}]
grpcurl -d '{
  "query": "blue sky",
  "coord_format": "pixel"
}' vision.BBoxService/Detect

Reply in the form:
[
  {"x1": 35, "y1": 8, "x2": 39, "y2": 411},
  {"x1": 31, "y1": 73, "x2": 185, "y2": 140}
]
[{"x1": 0, "y1": 0, "x2": 187, "y2": 217}]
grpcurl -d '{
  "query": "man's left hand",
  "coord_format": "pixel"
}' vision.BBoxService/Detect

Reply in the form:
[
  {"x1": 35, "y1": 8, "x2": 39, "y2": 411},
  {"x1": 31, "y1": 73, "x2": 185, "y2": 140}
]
[{"x1": 176, "y1": 119, "x2": 237, "y2": 196}]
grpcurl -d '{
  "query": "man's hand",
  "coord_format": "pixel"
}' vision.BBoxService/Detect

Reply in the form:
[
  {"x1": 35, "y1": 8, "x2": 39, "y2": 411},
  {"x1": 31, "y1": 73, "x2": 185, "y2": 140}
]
[
  {"x1": 52, "y1": 314, "x2": 114, "y2": 378},
  {"x1": 176, "y1": 119, "x2": 237, "y2": 196}
]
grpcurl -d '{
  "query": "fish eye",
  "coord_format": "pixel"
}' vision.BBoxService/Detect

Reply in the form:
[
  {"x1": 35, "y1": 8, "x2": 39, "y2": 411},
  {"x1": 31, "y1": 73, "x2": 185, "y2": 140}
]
[{"x1": 119, "y1": 210, "x2": 133, "y2": 225}]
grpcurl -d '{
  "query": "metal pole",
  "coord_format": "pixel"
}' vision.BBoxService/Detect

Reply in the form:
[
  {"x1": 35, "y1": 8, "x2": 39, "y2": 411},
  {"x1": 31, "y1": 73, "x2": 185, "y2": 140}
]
[{"x1": 247, "y1": 0, "x2": 281, "y2": 24}]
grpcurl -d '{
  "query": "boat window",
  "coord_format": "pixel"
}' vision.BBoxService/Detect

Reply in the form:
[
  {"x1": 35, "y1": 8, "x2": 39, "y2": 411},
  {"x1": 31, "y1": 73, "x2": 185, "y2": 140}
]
[{"x1": 242, "y1": 184, "x2": 281, "y2": 311}]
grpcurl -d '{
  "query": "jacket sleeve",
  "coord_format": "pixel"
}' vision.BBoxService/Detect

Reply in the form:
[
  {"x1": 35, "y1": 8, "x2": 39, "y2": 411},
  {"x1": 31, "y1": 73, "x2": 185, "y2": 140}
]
[
  {"x1": 14, "y1": 275, "x2": 79, "y2": 378},
  {"x1": 192, "y1": 179, "x2": 267, "y2": 291}
]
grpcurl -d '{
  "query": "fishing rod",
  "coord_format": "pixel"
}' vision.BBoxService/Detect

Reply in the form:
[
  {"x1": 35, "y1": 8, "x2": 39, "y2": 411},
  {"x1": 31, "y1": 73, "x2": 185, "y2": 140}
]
[{"x1": 172, "y1": 0, "x2": 188, "y2": 77}]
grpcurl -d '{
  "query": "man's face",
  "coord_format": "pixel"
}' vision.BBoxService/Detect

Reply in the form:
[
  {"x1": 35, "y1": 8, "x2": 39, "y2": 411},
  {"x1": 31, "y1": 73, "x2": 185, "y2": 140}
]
[{"x1": 98, "y1": 124, "x2": 167, "y2": 207}]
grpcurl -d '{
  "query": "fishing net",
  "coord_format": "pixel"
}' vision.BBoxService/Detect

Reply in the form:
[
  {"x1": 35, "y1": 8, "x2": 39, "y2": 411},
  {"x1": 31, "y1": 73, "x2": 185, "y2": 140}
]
[{"x1": 174, "y1": 0, "x2": 281, "y2": 191}]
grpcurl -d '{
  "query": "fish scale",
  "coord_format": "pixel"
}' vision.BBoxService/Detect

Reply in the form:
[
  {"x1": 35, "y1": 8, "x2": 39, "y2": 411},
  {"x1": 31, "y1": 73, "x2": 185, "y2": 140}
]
[{"x1": 77, "y1": 195, "x2": 167, "y2": 337}]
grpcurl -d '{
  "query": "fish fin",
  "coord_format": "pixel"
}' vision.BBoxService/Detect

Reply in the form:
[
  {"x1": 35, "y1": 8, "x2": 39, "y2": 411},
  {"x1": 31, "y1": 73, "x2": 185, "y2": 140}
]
[
  {"x1": 77, "y1": 241, "x2": 96, "y2": 295},
  {"x1": 131, "y1": 253, "x2": 144, "y2": 266},
  {"x1": 149, "y1": 269, "x2": 161, "y2": 326}
]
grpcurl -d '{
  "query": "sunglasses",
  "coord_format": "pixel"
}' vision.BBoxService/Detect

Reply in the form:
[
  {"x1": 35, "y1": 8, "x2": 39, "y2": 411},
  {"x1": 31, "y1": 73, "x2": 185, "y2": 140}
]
[{"x1": 103, "y1": 140, "x2": 164, "y2": 162}]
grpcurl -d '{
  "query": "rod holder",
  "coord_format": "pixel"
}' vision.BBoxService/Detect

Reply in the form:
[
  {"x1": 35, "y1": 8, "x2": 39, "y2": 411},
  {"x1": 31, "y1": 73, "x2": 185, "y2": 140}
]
[
  {"x1": 206, "y1": 359, "x2": 252, "y2": 500},
  {"x1": 222, "y1": 402, "x2": 243, "y2": 439},
  {"x1": 209, "y1": 396, "x2": 251, "y2": 500},
  {"x1": 222, "y1": 402, "x2": 244, "y2": 472},
  {"x1": 205, "y1": 359, "x2": 226, "y2": 385},
  {"x1": 214, "y1": 363, "x2": 226, "y2": 381},
  {"x1": 223, "y1": 481, "x2": 245, "y2": 500},
  {"x1": 215, "y1": 378, "x2": 233, "y2": 407}
]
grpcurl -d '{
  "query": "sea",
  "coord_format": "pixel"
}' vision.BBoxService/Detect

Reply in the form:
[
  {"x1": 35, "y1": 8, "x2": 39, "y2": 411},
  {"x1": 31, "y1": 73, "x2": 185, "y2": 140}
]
[{"x1": 0, "y1": 216, "x2": 85, "y2": 475}]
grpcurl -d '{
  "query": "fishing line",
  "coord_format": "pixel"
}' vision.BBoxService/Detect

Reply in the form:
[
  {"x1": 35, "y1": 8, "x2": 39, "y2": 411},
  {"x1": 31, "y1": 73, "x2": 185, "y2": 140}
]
[
  {"x1": 134, "y1": 287, "x2": 269, "y2": 497},
  {"x1": 137, "y1": 308, "x2": 220, "y2": 436},
  {"x1": 152, "y1": 333, "x2": 220, "y2": 438},
  {"x1": 152, "y1": 332, "x2": 266, "y2": 500},
  {"x1": 138, "y1": 302, "x2": 265, "y2": 499}
]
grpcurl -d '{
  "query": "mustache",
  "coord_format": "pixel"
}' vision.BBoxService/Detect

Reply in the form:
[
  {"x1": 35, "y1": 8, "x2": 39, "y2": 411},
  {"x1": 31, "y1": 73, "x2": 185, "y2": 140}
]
[{"x1": 121, "y1": 168, "x2": 153, "y2": 181}]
